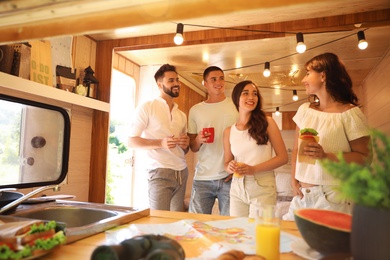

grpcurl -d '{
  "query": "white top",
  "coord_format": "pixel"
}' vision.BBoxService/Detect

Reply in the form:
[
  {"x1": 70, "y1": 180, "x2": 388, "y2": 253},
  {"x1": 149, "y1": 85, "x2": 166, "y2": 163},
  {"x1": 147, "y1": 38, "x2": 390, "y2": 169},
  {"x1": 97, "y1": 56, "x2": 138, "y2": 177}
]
[
  {"x1": 230, "y1": 124, "x2": 273, "y2": 170},
  {"x1": 188, "y1": 97, "x2": 238, "y2": 180},
  {"x1": 293, "y1": 102, "x2": 370, "y2": 185},
  {"x1": 129, "y1": 97, "x2": 187, "y2": 171}
]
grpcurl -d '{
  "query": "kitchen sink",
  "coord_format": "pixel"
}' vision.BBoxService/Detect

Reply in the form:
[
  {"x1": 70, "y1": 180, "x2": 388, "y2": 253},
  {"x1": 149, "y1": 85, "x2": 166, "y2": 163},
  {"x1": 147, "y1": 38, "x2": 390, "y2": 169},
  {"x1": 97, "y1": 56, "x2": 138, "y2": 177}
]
[
  {"x1": 15, "y1": 207, "x2": 118, "y2": 227},
  {"x1": 7, "y1": 200, "x2": 149, "y2": 243}
]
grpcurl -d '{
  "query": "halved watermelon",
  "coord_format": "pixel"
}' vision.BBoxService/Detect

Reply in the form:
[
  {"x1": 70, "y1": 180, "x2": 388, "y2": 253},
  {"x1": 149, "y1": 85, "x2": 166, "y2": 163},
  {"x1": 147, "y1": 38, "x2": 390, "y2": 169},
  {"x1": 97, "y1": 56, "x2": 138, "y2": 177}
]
[{"x1": 294, "y1": 208, "x2": 351, "y2": 256}]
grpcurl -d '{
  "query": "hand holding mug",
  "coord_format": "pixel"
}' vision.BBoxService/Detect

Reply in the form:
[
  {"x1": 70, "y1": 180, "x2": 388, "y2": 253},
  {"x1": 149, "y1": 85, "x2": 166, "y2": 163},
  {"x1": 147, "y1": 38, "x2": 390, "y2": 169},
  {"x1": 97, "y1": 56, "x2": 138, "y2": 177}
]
[{"x1": 202, "y1": 127, "x2": 214, "y2": 143}]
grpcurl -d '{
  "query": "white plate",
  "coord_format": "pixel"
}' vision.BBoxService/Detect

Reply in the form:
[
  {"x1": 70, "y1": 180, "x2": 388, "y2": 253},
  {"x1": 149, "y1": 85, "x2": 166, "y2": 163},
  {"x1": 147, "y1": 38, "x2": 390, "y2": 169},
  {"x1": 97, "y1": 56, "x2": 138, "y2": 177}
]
[{"x1": 291, "y1": 238, "x2": 323, "y2": 260}]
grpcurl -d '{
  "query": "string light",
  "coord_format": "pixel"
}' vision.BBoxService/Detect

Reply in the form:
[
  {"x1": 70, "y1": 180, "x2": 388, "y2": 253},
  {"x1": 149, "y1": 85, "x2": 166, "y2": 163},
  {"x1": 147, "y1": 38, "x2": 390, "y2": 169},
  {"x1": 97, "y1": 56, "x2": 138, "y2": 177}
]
[
  {"x1": 296, "y1": 32, "x2": 306, "y2": 53},
  {"x1": 263, "y1": 62, "x2": 271, "y2": 77},
  {"x1": 179, "y1": 22, "x2": 367, "y2": 73},
  {"x1": 176, "y1": 22, "x2": 369, "y2": 111},
  {"x1": 174, "y1": 23, "x2": 184, "y2": 45},
  {"x1": 292, "y1": 90, "x2": 298, "y2": 101},
  {"x1": 357, "y1": 31, "x2": 368, "y2": 50},
  {"x1": 275, "y1": 107, "x2": 280, "y2": 116}
]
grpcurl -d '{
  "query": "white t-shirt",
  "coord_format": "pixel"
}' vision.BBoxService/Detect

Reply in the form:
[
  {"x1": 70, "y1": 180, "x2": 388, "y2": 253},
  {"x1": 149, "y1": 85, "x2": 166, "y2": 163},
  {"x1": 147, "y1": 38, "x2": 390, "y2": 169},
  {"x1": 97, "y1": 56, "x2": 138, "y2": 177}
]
[
  {"x1": 129, "y1": 97, "x2": 187, "y2": 171},
  {"x1": 188, "y1": 97, "x2": 238, "y2": 180},
  {"x1": 293, "y1": 102, "x2": 370, "y2": 185}
]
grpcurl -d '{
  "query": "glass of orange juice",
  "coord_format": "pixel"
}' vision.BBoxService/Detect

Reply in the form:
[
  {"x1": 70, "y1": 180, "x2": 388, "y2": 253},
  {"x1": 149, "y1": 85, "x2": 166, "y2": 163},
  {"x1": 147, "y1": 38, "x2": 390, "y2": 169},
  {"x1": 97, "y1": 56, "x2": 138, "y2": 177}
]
[
  {"x1": 255, "y1": 204, "x2": 280, "y2": 260},
  {"x1": 233, "y1": 161, "x2": 244, "y2": 178}
]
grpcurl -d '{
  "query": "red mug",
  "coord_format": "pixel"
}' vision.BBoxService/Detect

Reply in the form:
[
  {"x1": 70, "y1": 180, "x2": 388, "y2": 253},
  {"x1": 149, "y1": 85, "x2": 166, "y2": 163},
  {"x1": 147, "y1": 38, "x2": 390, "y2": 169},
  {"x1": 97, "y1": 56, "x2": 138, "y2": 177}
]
[{"x1": 203, "y1": 127, "x2": 215, "y2": 143}]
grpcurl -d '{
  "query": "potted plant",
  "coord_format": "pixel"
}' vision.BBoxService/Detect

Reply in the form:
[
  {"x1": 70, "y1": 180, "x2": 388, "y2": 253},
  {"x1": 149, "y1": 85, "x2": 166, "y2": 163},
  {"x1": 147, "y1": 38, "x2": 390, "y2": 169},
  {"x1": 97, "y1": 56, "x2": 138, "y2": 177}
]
[{"x1": 321, "y1": 129, "x2": 390, "y2": 260}]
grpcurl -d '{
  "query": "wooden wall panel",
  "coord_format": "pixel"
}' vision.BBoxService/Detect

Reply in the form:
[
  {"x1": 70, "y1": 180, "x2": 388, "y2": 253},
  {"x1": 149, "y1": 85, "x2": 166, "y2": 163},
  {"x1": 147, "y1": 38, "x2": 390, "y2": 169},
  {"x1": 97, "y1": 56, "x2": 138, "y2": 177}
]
[
  {"x1": 282, "y1": 112, "x2": 297, "y2": 130},
  {"x1": 88, "y1": 40, "x2": 118, "y2": 203},
  {"x1": 72, "y1": 36, "x2": 97, "y2": 80},
  {"x1": 112, "y1": 53, "x2": 139, "y2": 79},
  {"x1": 362, "y1": 48, "x2": 390, "y2": 135},
  {"x1": 60, "y1": 105, "x2": 93, "y2": 201}
]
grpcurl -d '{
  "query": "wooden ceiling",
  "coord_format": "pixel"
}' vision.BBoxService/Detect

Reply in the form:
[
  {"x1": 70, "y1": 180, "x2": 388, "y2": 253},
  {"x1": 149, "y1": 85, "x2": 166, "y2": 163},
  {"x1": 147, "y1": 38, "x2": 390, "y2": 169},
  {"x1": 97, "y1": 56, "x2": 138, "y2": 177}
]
[{"x1": 1, "y1": 0, "x2": 390, "y2": 112}]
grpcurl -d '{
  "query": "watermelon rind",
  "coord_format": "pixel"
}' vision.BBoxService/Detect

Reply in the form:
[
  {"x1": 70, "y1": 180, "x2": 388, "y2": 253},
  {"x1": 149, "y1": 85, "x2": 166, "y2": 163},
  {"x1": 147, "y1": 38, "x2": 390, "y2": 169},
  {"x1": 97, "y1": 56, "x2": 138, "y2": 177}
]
[{"x1": 294, "y1": 208, "x2": 351, "y2": 256}]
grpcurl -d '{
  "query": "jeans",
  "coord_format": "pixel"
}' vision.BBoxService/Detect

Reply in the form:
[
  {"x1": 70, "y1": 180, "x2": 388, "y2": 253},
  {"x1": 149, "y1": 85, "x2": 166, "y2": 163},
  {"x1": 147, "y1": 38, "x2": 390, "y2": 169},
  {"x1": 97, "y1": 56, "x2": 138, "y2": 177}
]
[
  {"x1": 188, "y1": 177, "x2": 231, "y2": 216},
  {"x1": 147, "y1": 167, "x2": 188, "y2": 212},
  {"x1": 282, "y1": 185, "x2": 352, "y2": 221}
]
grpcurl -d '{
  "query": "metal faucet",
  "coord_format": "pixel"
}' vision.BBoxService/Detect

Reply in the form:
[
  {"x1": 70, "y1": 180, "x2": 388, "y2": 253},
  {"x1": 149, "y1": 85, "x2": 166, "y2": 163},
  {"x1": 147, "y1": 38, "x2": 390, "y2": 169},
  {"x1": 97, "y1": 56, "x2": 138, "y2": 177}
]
[{"x1": 0, "y1": 185, "x2": 60, "y2": 214}]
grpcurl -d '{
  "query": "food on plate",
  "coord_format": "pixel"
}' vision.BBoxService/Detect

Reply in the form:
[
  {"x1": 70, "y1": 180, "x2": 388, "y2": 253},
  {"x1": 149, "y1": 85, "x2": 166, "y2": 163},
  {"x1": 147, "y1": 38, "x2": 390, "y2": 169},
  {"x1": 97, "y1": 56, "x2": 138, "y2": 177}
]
[
  {"x1": 294, "y1": 208, "x2": 351, "y2": 256},
  {"x1": 0, "y1": 220, "x2": 66, "y2": 260},
  {"x1": 298, "y1": 128, "x2": 320, "y2": 164}
]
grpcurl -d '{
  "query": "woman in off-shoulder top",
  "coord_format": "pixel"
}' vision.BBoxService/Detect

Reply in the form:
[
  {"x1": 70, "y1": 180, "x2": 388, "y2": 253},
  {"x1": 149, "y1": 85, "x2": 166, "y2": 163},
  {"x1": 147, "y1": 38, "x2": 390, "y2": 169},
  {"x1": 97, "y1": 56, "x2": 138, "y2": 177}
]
[{"x1": 283, "y1": 53, "x2": 371, "y2": 220}]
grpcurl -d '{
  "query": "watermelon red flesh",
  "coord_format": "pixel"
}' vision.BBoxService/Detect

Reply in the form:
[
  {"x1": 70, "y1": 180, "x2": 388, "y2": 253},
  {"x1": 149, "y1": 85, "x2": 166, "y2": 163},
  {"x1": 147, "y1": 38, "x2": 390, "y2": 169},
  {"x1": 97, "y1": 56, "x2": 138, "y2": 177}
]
[
  {"x1": 294, "y1": 209, "x2": 351, "y2": 256},
  {"x1": 296, "y1": 208, "x2": 352, "y2": 232}
]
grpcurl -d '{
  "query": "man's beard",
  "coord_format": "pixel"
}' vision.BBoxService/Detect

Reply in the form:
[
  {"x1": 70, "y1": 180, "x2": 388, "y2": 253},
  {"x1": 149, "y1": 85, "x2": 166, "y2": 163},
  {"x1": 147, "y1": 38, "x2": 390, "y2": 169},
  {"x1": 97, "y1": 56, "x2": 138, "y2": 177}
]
[{"x1": 163, "y1": 84, "x2": 180, "y2": 97}]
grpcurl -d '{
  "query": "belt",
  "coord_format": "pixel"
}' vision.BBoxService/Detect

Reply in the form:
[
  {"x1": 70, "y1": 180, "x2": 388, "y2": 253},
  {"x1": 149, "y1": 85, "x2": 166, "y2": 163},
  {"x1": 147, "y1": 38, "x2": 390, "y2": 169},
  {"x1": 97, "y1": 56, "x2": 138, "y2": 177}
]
[{"x1": 277, "y1": 196, "x2": 293, "y2": 201}]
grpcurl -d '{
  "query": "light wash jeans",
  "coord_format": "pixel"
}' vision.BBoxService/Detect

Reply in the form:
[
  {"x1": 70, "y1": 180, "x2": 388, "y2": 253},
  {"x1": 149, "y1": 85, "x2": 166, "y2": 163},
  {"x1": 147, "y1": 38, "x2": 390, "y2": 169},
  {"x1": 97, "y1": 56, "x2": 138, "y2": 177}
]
[
  {"x1": 147, "y1": 167, "x2": 188, "y2": 212},
  {"x1": 282, "y1": 185, "x2": 352, "y2": 221},
  {"x1": 188, "y1": 177, "x2": 231, "y2": 216}
]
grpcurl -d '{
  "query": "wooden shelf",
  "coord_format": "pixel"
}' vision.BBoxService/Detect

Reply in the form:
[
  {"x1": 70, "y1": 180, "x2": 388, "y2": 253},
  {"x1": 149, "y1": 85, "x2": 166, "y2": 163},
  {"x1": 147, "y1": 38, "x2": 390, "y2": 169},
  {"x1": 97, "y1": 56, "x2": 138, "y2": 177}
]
[{"x1": 0, "y1": 72, "x2": 110, "y2": 112}]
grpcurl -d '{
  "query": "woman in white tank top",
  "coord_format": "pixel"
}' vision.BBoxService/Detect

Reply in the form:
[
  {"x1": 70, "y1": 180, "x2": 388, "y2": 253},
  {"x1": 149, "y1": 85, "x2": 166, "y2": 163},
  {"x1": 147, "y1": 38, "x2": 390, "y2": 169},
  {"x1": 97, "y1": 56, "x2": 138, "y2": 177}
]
[{"x1": 223, "y1": 80, "x2": 288, "y2": 218}]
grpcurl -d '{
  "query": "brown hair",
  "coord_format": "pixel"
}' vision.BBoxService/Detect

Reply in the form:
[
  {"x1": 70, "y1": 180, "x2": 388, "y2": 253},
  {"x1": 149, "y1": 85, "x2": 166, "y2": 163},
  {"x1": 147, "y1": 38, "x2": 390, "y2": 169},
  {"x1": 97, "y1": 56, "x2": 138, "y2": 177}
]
[
  {"x1": 305, "y1": 53, "x2": 358, "y2": 106},
  {"x1": 231, "y1": 80, "x2": 269, "y2": 145},
  {"x1": 154, "y1": 64, "x2": 177, "y2": 82}
]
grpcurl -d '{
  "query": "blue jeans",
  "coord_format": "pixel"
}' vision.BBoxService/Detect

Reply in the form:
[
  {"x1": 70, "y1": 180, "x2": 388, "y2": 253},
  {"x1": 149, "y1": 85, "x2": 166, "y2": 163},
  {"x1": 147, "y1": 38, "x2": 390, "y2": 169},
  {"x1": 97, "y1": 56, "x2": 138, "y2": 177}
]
[
  {"x1": 188, "y1": 178, "x2": 231, "y2": 216},
  {"x1": 147, "y1": 168, "x2": 188, "y2": 212}
]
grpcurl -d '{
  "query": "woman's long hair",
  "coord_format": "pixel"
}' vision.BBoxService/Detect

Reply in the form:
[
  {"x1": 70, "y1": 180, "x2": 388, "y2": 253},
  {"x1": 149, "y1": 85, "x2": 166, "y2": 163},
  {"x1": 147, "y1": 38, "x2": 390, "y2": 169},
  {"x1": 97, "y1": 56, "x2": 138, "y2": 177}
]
[
  {"x1": 231, "y1": 80, "x2": 268, "y2": 145},
  {"x1": 305, "y1": 52, "x2": 359, "y2": 106}
]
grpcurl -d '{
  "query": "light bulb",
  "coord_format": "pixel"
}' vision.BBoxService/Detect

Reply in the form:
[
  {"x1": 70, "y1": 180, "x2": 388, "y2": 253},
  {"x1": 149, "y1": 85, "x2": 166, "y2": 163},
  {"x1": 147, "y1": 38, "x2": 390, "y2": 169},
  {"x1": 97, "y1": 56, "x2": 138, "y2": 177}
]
[
  {"x1": 357, "y1": 31, "x2": 368, "y2": 50},
  {"x1": 296, "y1": 33, "x2": 306, "y2": 53},
  {"x1": 263, "y1": 62, "x2": 271, "y2": 77},
  {"x1": 292, "y1": 90, "x2": 298, "y2": 101},
  {"x1": 275, "y1": 107, "x2": 280, "y2": 116},
  {"x1": 173, "y1": 23, "x2": 184, "y2": 45},
  {"x1": 358, "y1": 39, "x2": 368, "y2": 50},
  {"x1": 174, "y1": 34, "x2": 183, "y2": 45},
  {"x1": 296, "y1": 42, "x2": 306, "y2": 53}
]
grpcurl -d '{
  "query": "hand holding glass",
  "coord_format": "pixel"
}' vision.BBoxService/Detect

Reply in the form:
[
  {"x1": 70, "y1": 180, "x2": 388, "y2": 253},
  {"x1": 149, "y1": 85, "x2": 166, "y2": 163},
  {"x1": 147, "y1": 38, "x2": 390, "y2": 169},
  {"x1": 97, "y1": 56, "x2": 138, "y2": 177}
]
[{"x1": 233, "y1": 162, "x2": 244, "y2": 178}]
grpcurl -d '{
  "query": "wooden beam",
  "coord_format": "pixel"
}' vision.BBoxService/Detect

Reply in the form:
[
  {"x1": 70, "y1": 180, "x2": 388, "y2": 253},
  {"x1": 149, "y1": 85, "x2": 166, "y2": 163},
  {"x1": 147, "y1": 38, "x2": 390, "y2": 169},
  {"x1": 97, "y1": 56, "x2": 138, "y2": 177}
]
[
  {"x1": 0, "y1": 0, "x2": 315, "y2": 44},
  {"x1": 110, "y1": 9, "x2": 390, "y2": 51}
]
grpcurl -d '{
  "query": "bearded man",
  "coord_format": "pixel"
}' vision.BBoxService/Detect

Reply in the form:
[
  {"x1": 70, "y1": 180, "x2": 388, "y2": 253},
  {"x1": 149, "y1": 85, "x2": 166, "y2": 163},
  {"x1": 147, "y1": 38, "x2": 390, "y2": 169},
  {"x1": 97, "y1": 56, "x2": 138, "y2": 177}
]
[{"x1": 128, "y1": 64, "x2": 189, "y2": 211}]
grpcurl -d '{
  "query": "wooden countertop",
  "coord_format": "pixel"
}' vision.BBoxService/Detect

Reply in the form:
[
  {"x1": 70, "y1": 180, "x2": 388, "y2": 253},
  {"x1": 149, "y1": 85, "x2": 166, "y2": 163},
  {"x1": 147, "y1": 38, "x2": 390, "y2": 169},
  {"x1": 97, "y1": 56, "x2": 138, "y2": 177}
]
[{"x1": 41, "y1": 210, "x2": 304, "y2": 259}]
